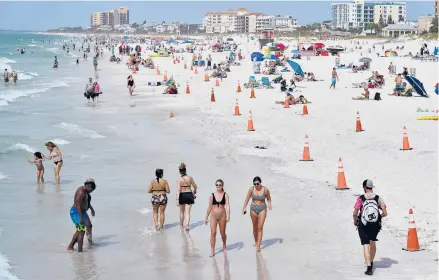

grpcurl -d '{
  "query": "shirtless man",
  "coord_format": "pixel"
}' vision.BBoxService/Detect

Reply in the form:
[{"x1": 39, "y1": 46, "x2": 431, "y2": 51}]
[
  {"x1": 330, "y1": 67, "x2": 339, "y2": 89},
  {"x1": 4, "y1": 69, "x2": 9, "y2": 86},
  {"x1": 11, "y1": 71, "x2": 17, "y2": 85},
  {"x1": 67, "y1": 179, "x2": 96, "y2": 252}
]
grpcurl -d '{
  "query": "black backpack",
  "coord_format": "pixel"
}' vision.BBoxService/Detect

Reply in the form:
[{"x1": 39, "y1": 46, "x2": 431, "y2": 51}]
[{"x1": 374, "y1": 92, "x2": 381, "y2": 100}]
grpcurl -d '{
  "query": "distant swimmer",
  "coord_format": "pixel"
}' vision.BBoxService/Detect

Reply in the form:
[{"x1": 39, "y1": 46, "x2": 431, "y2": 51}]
[
  {"x1": 26, "y1": 152, "x2": 45, "y2": 183},
  {"x1": 353, "y1": 180, "x2": 387, "y2": 276},
  {"x1": 53, "y1": 56, "x2": 58, "y2": 68},
  {"x1": 205, "y1": 179, "x2": 230, "y2": 257},
  {"x1": 3, "y1": 69, "x2": 9, "y2": 86},
  {"x1": 176, "y1": 163, "x2": 198, "y2": 231},
  {"x1": 43, "y1": 141, "x2": 63, "y2": 184},
  {"x1": 148, "y1": 169, "x2": 170, "y2": 230},
  {"x1": 67, "y1": 179, "x2": 96, "y2": 252},
  {"x1": 241, "y1": 176, "x2": 272, "y2": 252}
]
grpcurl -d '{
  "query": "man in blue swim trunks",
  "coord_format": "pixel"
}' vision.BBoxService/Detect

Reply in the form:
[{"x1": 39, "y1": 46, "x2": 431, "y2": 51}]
[
  {"x1": 67, "y1": 179, "x2": 96, "y2": 252},
  {"x1": 330, "y1": 67, "x2": 339, "y2": 89}
]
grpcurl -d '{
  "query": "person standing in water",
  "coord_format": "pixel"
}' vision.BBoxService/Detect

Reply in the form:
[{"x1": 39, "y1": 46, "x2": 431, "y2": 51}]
[
  {"x1": 330, "y1": 67, "x2": 339, "y2": 89},
  {"x1": 4, "y1": 69, "x2": 9, "y2": 86},
  {"x1": 43, "y1": 141, "x2": 63, "y2": 184},
  {"x1": 241, "y1": 176, "x2": 272, "y2": 252},
  {"x1": 148, "y1": 169, "x2": 170, "y2": 230},
  {"x1": 127, "y1": 75, "x2": 135, "y2": 96},
  {"x1": 11, "y1": 71, "x2": 17, "y2": 85},
  {"x1": 176, "y1": 163, "x2": 198, "y2": 231},
  {"x1": 67, "y1": 179, "x2": 96, "y2": 252},
  {"x1": 205, "y1": 179, "x2": 230, "y2": 257},
  {"x1": 85, "y1": 178, "x2": 96, "y2": 244},
  {"x1": 26, "y1": 152, "x2": 45, "y2": 183}
]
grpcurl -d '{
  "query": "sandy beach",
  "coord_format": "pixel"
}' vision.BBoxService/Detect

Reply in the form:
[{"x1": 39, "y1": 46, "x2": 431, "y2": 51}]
[{"x1": 0, "y1": 33, "x2": 438, "y2": 280}]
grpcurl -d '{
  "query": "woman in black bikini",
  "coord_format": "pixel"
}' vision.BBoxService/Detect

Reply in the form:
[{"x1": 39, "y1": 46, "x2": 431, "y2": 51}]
[
  {"x1": 148, "y1": 169, "x2": 170, "y2": 230},
  {"x1": 127, "y1": 75, "x2": 135, "y2": 96},
  {"x1": 205, "y1": 179, "x2": 230, "y2": 257},
  {"x1": 44, "y1": 141, "x2": 63, "y2": 184},
  {"x1": 176, "y1": 163, "x2": 198, "y2": 231}
]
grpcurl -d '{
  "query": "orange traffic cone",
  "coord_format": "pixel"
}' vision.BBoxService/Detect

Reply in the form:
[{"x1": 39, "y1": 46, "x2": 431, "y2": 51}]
[
  {"x1": 250, "y1": 88, "x2": 256, "y2": 98},
  {"x1": 402, "y1": 209, "x2": 423, "y2": 251},
  {"x1": 247, "y1": 111, "x2": 255, "y2": 131},
  {"x1": 400, "y1": 126, "x2": 413, "y2": 150},
  {"x1": 356, "y1": 111, "x2": 364, "y2": 132},
  {"x1": 169, "y1": 111, "x2": 174, "y2": 118},
  {"x1": 156, "y1": 67, "x2": 160, "y2": 75},
  {"x1": 210, "y1": 88, "x2": 216, "y2": 102},
  {"x1": 215, "y1": 78, "x2": 220, "y2": 87},
  {"x1": 186, "y1": 82, "x2": 190, "y2": 94},
  {"x1": 336, "y1": 158, "x2": 349, "y2": 190},
  {"x1": 190, "y1": 65, "x2": 193, "y2": 71},
  {"x1": 302, "y1": 104, "x2": 309, "y2": 115},
  {"x1": 299, "y1": 135, "x2": 313, "y2": 161},
  {"x1": 163, "y1": 72, "x2": 168, "y2": 82},
  {"x1": 194, "y1": 67, "x2": 198, "y2": 74},
  {"x1": 284, "y1": 98, "x2": 290, "y2": 108},
  {"x1": 204, "y1": 73, "x2": 210, "y2": 82},
  {"x1": 184, "y1": 63, "x2": 187, "y2": 69},
  {"x1": 237, "y1": 81, "x2": 242, "y2": 93},
  {"x1": 173, "y1": 59, "x2": 176, "y2": 64},
  {"x1": 233, "y1": 98, "x2": 241, "y2": 116}
]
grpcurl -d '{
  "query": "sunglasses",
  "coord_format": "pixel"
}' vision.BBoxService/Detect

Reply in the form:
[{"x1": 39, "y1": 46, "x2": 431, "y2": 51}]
[
  {"x1": 253, "y1": 182, "x2": 260, "y2": 186},
  {"x1": 215, "y1": 184, "x2": 223, "y2": 187}
]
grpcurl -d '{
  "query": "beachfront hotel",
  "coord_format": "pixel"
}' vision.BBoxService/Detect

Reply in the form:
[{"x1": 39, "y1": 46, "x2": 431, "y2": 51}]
[
  {"x1": 331, "y1": 0, "x2": 407, "y2": 30},
  {"x1": 435, "y1": 0, "x2": 439, "y2": 17},
  {"x1": 203, "y1": 8, "x2": 297, "y2": 33},
  {"x1": 90, "y1": 6, "x2": 129, "y2": 27}
]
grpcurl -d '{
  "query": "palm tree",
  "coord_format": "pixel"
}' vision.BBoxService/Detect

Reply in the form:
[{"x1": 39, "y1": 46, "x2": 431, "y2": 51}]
[{"x1": 430, "y1": 16, "x2": 438, "y2": 33}]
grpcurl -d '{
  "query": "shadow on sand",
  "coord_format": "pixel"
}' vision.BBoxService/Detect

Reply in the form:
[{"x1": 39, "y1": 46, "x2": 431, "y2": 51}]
[
  {"x1": 374, "y1": 257, "x2": 398, "y2": 269},
  {"x1": 189, "y1": 220, "x2": 204, "y2": 230},
  {"x1": 163, "y1": 222, "x2": 180, "y2": 230},
  {"x1": 261, "y1": 238, "x2": 283, "y2": 250},
  {"x1": 91, "y1": 234, "x2": 119, "y2": 248},
  {"x1": 214, "y1": 241, "x2": 244, "y2": 254}
]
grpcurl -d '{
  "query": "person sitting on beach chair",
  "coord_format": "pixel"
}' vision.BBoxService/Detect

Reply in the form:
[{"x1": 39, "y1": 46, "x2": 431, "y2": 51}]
[
  {"x1": 352, "y1": 88, "x2": 370, "y2": 100},
  {"x1": 280, "y1": 79, "x2": 287, "y2": 92},
  {"x1": 163, "y1": 83, "x2": 178, "y2": 95}
]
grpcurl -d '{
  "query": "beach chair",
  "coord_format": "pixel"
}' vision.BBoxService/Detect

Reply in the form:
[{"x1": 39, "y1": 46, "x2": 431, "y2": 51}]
[
  {"x1": 261, "y1": 77, "x2": 274, "y2": 89},
  {"x1": 165, "y1": 76, "x2": 174, "y2": 86}
]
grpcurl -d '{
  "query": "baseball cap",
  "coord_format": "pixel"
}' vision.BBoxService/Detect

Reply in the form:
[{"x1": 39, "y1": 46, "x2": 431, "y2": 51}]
[{"x1": 363, "y1": 179, "x2": 375, "y2": 189}]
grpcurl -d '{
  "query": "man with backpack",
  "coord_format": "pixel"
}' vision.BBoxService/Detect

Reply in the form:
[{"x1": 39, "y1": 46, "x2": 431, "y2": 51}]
[{"x1": 353, "y1": 179, "x2": 388, "y2": 276}]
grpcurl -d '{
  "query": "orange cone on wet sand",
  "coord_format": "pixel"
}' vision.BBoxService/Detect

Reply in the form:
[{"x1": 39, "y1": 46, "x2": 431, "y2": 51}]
[
  {"x1": 163, "y1": 72, "x2": 168, "y2": 82},
  {"x1": 402, "y1": 209, "x2": 423, "y2": 252},
  {"x1": 169, "y1": 111, "x2": 174, "y2": 118},
  {"x1": 300, "y1": 135, "x2": 313, "y2": 161},
  {"x1": 247, "y1": 111, "x2": 255, "y2": 131},
  {"x1": 210, "y1": 88, "x2": 216, "y2": 102},
  {"x1": 233, "y1": 98, "x2": 241, "y2": 116},
  {"x1": 356, "y1": 111, "x2": 364, "y2": 132},
  {"x1": 336, "y1": 158, "x2": 349, "y2": 190},
  {"x1": 302, "y1": 104, "x2": 309, "y2": 115},
  {"x1": 184, "y1": 63, "x2": 187, "y2": 69},
  {"x1": 190, "y1": 65, "x2": 193, "y2": 71},
  {"x1": 250, "y1": 88, "x2": 256, "y2": 98},
  {"x1": 215, "y1": 78, "x2": 220, "y2": 87},
  {"x1": 204, "y1": 73, "x2": 210, "y2": 82},
  {"x1": 194, "y1": 67, "x2": 198, "y2": 74},
  {"x1": 156, "y1": 66, "x2": 160, "y2": 75},
  {"x1": 186, "y1": 82, "x2": 190, "y2": 94},
  {"x1": 400, "y1": 126, "x2": 413, "y2": 150},
  {"x1": 237, "y1": 81, "x2": 242, "y2": 93},
  {"x1": 284, "y1": 98, "x2": 290, "y2": 108}
]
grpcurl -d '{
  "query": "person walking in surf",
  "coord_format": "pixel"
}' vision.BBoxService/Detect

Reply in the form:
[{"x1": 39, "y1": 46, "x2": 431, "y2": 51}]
[
  {"x1": 127, "y1": 75, "x2": 135, "y2": 96},
  {"x1": 43, "y1": 141, "x2": 63, "y2": 184},
  {"x1": 26, "y1": 152, "x2": 45, "y2": 183},
  {"x1": 148, "y1": 169, "x2": 170, "y2": 230},
  {"x1": 176, "y1": 163, "x2": 198, "y2": 231},
  {"x1": 242, "y1": 176, "x2": 272, "y2": 252},
  {"x1": 67, "y1": 179, "x2": 96, "y2": 252}
]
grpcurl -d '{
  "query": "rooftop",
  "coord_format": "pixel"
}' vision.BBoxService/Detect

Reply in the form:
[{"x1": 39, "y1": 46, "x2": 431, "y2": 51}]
[{"x1": 382, "y1": 23, "x2": 417, "y2": 31}]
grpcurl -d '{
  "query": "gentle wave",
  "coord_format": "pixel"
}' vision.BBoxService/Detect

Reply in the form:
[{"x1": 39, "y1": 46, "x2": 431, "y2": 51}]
[
  {"x1": 6, "y1": 143, "x2": 36, "y2": 153},
  {"x1": 0, "y1": 57, "x2": 17, "y2": 64},
  {"x1": 55, "y1": 122, "x2": 105, "y2": 139},
  {"x1": 0, "y1": 250, "x2": 21, "y2": 280},
  {"x1": 51, "y1": 139, "x2": 71, "y2": 145},
  {"x1": 0, "y1": 172, "x2": 6, "y2": 180},
  {"x1": 27, "y1": 44, "x2": 43, "y2": 48}
]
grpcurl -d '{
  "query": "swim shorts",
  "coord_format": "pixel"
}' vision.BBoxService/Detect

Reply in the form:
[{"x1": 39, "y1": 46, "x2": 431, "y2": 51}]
[
  {"x1": 70, "y1": 206, "x2": 87, "y2": 231},
  {"x1": 151, "y1": 194, "x2": 168, "y2": 206},
  {"x1": 358, "y1": 223, "x2": 380, "y2": 245},
  {"x1": 331, "y1": 77, "x2": 337, "y2": 85}
]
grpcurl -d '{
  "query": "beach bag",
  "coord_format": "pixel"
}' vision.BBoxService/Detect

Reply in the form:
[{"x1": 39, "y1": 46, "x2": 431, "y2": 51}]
[
  {"x1": 359, "y1": 195, "x2": 380, "y2": 226},
  {"x1": 374, "y1": 92, "x2": 381, "y2": 100}
]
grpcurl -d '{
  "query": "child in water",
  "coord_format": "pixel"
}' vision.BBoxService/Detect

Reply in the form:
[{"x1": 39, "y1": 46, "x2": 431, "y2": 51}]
[{"x1": 26, "y1": 152, "x2": 45, "y2": 183}]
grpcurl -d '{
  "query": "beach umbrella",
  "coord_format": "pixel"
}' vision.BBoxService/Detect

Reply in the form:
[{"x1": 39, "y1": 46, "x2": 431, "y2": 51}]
[
  {"x1": 183, "y1": 40, "x2": 192, "y2": 44},
  {"x1": 359, "y1": 57, "x2": 372, "y2": 63},
  {"x1": 276, "y1": 43, "x2": 286, "y2": 50},
  {"x1": 287, "y1": 59, "x2": 304, "y2": 77},
  {"x1": 314, "y1": 43, "x2": 325, "y2": 48},
  {"x1": 251, "y1": 52, "x2": 264, "y2": 62},
  {"x1": 405, "y1": 76, "x2": 428, "y2": 97}
]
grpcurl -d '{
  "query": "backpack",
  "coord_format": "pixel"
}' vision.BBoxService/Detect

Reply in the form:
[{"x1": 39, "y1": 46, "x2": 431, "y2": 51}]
[
  {"x1": 374, "y1": 92, "x2": 381, "y2": 100},
  {"x1": 359, "y1": 195, "x2": 380, "y2": 226}
]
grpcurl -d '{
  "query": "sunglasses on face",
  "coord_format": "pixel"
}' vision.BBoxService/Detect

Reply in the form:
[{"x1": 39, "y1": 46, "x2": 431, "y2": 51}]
[
  {"x1": 215, "y1": 184, "x2": 223, "y2": 187},
  {"x1": 253, "y1": 182, "x2": 260, "y2": 186}
]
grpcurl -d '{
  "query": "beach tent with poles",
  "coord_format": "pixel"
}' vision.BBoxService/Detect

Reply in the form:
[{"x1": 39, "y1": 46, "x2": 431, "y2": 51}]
[
  {"x1": 167, "y1": 39, "x2": 178, "y2": 44},
  {"x1": 287, "y1": 60, "x2": 304, "y2": 77},
  {"x1": 182, "y1": 40, "x2": 192, "y2": 44},
  {"x1": 385, "y1": 50, "x2": 398, "y2": 57},
  {"x1": 405, "y1": 75, "x2": 428, "y2": 97}
]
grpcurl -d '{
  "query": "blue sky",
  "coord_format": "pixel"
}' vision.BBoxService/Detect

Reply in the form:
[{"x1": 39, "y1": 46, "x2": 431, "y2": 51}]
[{"x1": 0, "y1": 1, "x2": 434, "y2": 31}]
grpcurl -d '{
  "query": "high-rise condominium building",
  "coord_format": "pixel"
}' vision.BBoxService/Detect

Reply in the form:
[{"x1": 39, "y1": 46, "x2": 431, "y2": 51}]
[{"x1": 90, "y1": 6, "x2": 129, "y2": 27}]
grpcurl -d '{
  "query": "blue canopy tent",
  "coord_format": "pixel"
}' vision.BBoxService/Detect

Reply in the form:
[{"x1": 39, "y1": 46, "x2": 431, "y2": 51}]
[
  {"x1": 167, "y1": 39, "x2": 178, "y2": 44},
  {"x1": 405, "y1": 76, "x2": 428, "y2": 97},
  {"x1": 251, "y1": 52, "x2": 264, "y2": 62},
  {"x1": 182, "y1": 40, "x2": 192, "y2": 44},
  {"x1": 287, "y1": 60, "x2": 304, "y2": 77}
]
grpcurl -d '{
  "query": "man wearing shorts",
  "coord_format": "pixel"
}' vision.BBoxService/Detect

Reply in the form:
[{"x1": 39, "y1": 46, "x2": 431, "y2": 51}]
[
  {"x1": 67, "y1": 179, "x2": 96, "y2": 252},
  {"x1": 353, "y1": 179, "x2": 387, "y2": 276},
  {"x1": 330, "y1": 67, "x2": 339, "y2": 89}
]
